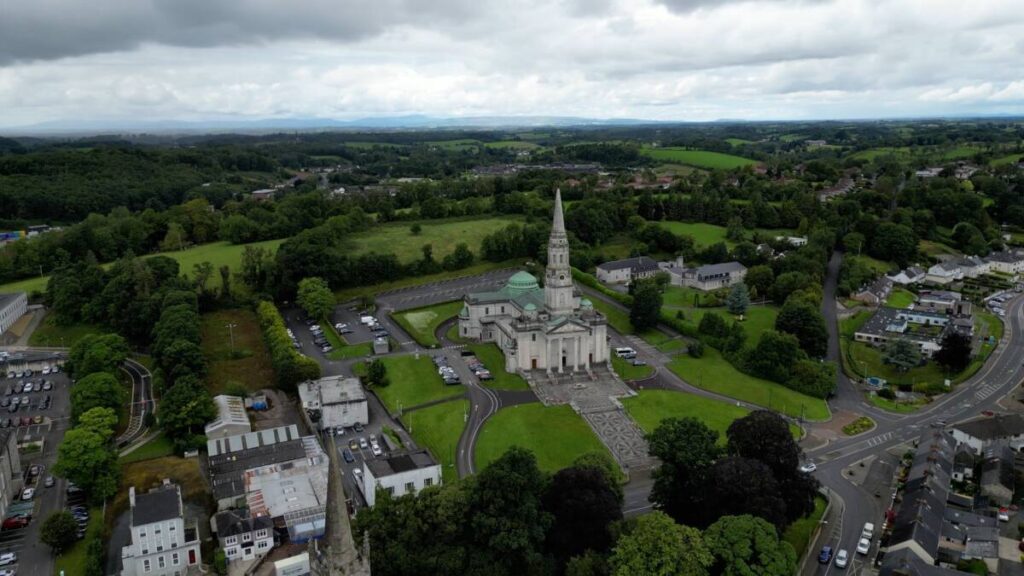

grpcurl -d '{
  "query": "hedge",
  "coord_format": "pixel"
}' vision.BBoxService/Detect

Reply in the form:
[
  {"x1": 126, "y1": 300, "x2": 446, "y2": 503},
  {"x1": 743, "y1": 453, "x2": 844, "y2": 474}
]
[
  {"x1": 255, "y1": 300, "x2": 321, "y2": 390},
  {"x1": 571, "y1": 268, "x2": 634, "y2": 307}
]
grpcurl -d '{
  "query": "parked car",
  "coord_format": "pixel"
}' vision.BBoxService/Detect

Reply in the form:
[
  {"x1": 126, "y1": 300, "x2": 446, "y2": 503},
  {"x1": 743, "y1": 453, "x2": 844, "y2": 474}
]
[
  {"x1": 371, "y1": 444, "x2": 383, "y2": 457},
  {"x1": 359, "y1": 437, "x2": 369, "y2": 449},
  {"x1": 20, "y1": 488, "x2": 34, "y2": 500},
  {"x1": 42, "y1": 381, "x2": 52, "y2": 391},
  {"x1": 799, "y1": 462, "x2": 817, "y2": 473},
  {"x1": 348, "y1": 439, "x2": 359, "y2": 451},
  {"x1": 44, "y1": 476, "x2": 54, "y2": 488},
  {"x1": 856, "y1": 538, "x2": 871, "y2": 555},
  {"x1": 0, "y1": 568, "x2": 15, "y2": 576},
  {"x1": 32, "y1": 416, "x2": 42, "y2": 424},
  {"x1": 42, "y1": 366, "x2": 51, "y2": 375},
  {"x1": 818, "y1": 546, "x2": 833, "y2": 564},
  {"x1": 1, "y1": 516, "x2": 29, "y2": 530},
  {"x1": 353, "y1": 468, "x2": 363, "y2": 481},
  {"x1": 834, "y1": 549, "x2": 849, "y2": 568},
  {"x1": 342, "y1": 450, "x2": 355, "y2": 463},
  {"x1": 0, "y1": 552, "x2": 16, "y2": 566},
  {"x1": 353, "y1": 422, "x2": 364, "y2": 433}
]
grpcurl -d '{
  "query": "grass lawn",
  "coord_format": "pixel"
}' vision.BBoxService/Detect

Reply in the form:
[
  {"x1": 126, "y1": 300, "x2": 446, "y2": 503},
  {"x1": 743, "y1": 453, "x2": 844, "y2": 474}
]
[
  {"x1": 119, "y1": 433, "x2": 175, "y2": 464},
  {"x1": 850, "y1": 254, "x2": 893, "y2": 276},
  {"x1": 0, "y1": 238, "x2": 285, "y2": 296},
  {"x1": 54, "y1": 506, "x2": 104, "y2": 576},
  {"x1": 868, "y1": 393, "x2": 927, "y2": 413},
  {"x1": 590, "y1": 297, "x2": 633, "y2": 334},
  {"x1": 667, "y1": 348, "x2": 829, "y2": 421},
  {"x1": 371, "y1": 355, "x2": 465, "y2": 413},
  {"x1": 657, "y1": 339, "x2": 687, "y2": 354},
  {"x1": 445, "y1": 323, "x2": 472, "y2": 344},
  {"x1": 726, "y1": 138, "x2": 755, "y2": 146},
  {"x1": 333, "y1": 259, "x2": 516, "y2": 302},
  {"x1": 920, "y1": 240, "x2": 960, "y2": 257},
  {"x1": 484, "y1": 140, "x2": 543, "y2": 150},
  {"x1": 402, "y1": 399, "x2": 467, "y2": 484},
  {"x1": 27, "y1": 315, "x2": 107, "y2": 347},
  {"x1": 327, "y1": 341, "x2": 375, "y2": 360},
  {"x1": 659, "y1": 221, "x2": 732, "y2": 247},
  {"x1": 640, "y1": 147, "x2": 757, "y2": 170},
  {"x1": 991, "y1": 153, "x2": 1024, "y2": 167},
  {"x1": 475, "y1": 403, "x2": 611, "y2": 473},
  {"x1": 468, "y1": 343, "x2": 530, "y2": 391},
  {"x1": 885, "y1": 288, "x2": 916, "y2": 308},
  {"x1": 783, "y1": 496, "x2": 827, "y2": 560},
  {"x1": 673, "y1": 306, "x2": 779, "y2": 343},
  {"x1": 342, "y1": 216, "x2": 523, "y2": 264},
  {"x1": 624, "y1": 390, "x2": 752, "y2": 440},
  {"x1": 201, "y1": 309, "x2": 276, "y2": 395},
  {"x1": 392, "y1": 301, "x2": 463, "y2": 348},
  {"x1": 662, "y1": 285, "x2": 721, "y2": 307},
  {"x1": 611, "y1": 354, "x2": 654, "y2": 381}
]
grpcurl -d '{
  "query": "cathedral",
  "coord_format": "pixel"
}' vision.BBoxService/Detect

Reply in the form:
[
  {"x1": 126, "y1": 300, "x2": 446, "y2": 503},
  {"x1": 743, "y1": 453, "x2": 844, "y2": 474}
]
[{"x1": 458, "y1": 189, "x2": 610, "y2": 373}]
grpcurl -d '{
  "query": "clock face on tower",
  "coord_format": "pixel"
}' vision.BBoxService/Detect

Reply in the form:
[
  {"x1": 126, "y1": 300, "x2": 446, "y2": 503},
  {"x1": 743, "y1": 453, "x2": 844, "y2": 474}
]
[{"x1": 559, "y1": 275, "x2": 565, "y2": 280}]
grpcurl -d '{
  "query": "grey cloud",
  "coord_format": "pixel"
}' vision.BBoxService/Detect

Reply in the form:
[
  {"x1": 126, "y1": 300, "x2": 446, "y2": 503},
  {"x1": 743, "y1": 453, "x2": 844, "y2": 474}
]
[
  {"x1": 656, "y1": 0, "x2": 832, "y2": 14},
  {"x1": 0, "y1": 0, "x2": 483, "y2": 65}
]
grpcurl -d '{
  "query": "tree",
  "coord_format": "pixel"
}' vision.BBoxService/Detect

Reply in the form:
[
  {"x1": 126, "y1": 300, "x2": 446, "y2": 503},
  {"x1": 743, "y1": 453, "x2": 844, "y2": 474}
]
[
  {"x1": 769, "y1": 271, "x2": 814, "y2": 304},
  {"x1": 935, "y1": 331, "x2": 973, "y2": 373},
  {"x1": 870, "y1": 222, "x2": 917, "y2": 267},
  {"x1": 706, "y1": 457, "x2": 788, "y2": 532},
  {"x1": 219, "y1": 265, "x2": 232, "y2": 300},
  {"x1": 543, "y1": 465, "x2": 623, "y2": 563},
  {"x1": 884, "y1": 337, "x2": 921, "y2": 373},
  {"x1": 69, "y1": 372, "x2": 124, "y2": 423},
  {"x1": 297, "y1": 276, "x2": 335, "y2": 320},
  {"x1": 192, "y1": 261, "x2": 214, "y2": 295},
  {"x1": 775, "y1": 298, "x2": 829, "y2": 358},
  {"x1": 566, "y1": 551, "x2": 611, "y2": 576},
  {"x1": 648, "y1": 417, "x2": 722, "y2": 527},
  {"x1": 745, "y1": 331, "x2": 806, "y2": 384},
  {"x1": 366, "y1": 359, "x2": 389, "y2": 387},
  {"x1": 159, "y1": 338, "x2": 207, "y2": 383},
  {"x1": 69, "y1": 333, "x2": 129, "y2": 377},
  {"x1": 744, "y1": 265, "x2": 774, "y2": 298},
  {"x1": 843, "y1": 232, "x2": 865, "y2": 255},
  {"x1": 159, "y1": 222, "x2": 189, "y2": 252},
  {"x1": 466, "y1": 447, "x2": 551, "y2": 575},
  {"x1": 725, "y1": 283, "x2": 750, "y2": 316},
  {"x1": 410, "y1": 223, "x2": 423, "y2": 235},
  {"x1": 41, "y1": 511, "x2": 80, "y2": 553},
  {"x1": 158, "y1": 376, "x2": 216, "y2": 451},
  {"x1": 53, "y1": 427, "x2": 119, "y2": 502},
  {"x1": 609, "y1": 511, "x2": 712, "y2": 576},
  {"x1": 78, "y1": 407, "x2": 118, "y2": 438},
  {"x1": 727, "y1": 410, "x2": 819, "y2": 523},
  {"x1": 705, "y1": 515, "x2": 796, "y2": 576},
  {"x1": 629, "y1": 278, "x2": 663, "y2": 332}
]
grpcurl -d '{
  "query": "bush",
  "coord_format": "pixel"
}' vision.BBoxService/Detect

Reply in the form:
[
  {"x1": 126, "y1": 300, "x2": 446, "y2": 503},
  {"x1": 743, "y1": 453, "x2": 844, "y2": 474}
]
[
  {"x1": 876, "y1": 387, "x2": 896, "y2": 400},
  {"x1": 689, "y1": 340, "x2": 704, "y2": 358}
]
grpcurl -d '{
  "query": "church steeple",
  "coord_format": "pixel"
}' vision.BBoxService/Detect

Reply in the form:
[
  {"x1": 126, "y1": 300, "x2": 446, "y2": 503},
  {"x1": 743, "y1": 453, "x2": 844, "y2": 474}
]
[{"x1": 545, "y1": 189, "x2": 575, "y2": 317}]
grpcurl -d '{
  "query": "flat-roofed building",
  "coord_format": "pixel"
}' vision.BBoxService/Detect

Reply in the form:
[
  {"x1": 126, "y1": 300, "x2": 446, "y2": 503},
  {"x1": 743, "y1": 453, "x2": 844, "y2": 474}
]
[
  {"x1": 0, "y1": 293, "x2": 27, "y2": 337},
  {"x1": 297, "y1": 376, "x2": 368, "y2": 431},
  {"x1": 361, "y1": 450, "x2": 442, "y2": 507},
  {"x1": 207, "y1": 425, "x2": 308, "y2": 509}
]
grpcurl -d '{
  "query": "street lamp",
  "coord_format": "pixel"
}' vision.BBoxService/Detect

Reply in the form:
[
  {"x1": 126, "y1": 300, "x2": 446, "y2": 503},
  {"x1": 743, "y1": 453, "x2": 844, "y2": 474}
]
[{"x1": 225, "y1": 322, "x2": 237, "y2": 353}]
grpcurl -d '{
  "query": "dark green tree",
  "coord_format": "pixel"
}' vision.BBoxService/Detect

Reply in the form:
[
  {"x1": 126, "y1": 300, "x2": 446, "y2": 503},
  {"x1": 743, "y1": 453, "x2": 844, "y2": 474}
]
[
  {"x1": 68, "y1": 333, "x2": 129, "y2": 377},
  {"x1": 745, "y1": 331, "x2": 806, "y2": 383},
  {"x1": 743, "y1": 265, "x2": 774, "y2": 298},
  {"x1": 705, "y1": 457, "x2": 788, "y2": 532},
  {"x1": 53, "y1": 427, "x2": 119, "y2": 502},
  {"x1": 725, "y1": 283, "x2": 750, "y2": 316},
  {"x1": 297, "y1": 276, "x2": 335, "y2": 320},
  {"x1": 775, "y1": 298, "x2": 828, "y2": 357},
  {"x1": 69, "y1": 372, "x2": 124, "y2": 423},
  {"x1": 629, "y1": 278, "x2": 663, "y2": 332},
  {"x1": 157, "y1": 376, "x2": 216, "y2": 451},
  {"x1": 41, "y1": 511, "x2": 81, "y2": 553},
  {"x1": 648, "y1": 417, "x2": 721, "y2": 527},
  {"x1": 935, "y1": 331, "x2": 973, "y2": 373},
  {"x1": 705, "y1": 515, "x2": 796, "y2": 575},
  {"x1": 543, "y1": 464, "x2": 623, "y2": 564},
  {"x1": 610, "y1": 511, "x2": 712, "y2": 576},
  {"x1": 884, "y1": 337, "x2": 921, "y2": 373}
]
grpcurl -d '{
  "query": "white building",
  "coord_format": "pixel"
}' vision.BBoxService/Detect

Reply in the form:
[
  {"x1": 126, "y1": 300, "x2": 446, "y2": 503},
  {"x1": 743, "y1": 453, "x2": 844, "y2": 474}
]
[
  {"x1": 659, "y1": 257, "x2": 747, "y2": 291},
  {"x1": 121, "y1": 482, "x2": 202, "y2": 576},
  {"x1": 244, "y1": 439, "x2": 329, "y2": 542},
  {"x1": 985, "y1": 250, "x2": 1024, "y2": 275},
  {"x1": 361, "y1": 450, "x2": 442, "y2": 508},
  {"x1": 458, "y1": 189, "x2": 610, "y2": 373},
  {"x1": 214, "y1": 510, "x2": 275, "y2": 563},
  {"x1": 887, "y1": 267, "x2": 926, "y2": 285},
  {"x1": 298, "y1": 376, "x2": 368, "y2": 431},
  {"x1": 595, "y1": 256, "x2": 660, "y2": 285},
  {"x1": 0, "y1": 430, "x2": 22, "y2": 525},
  {"x1": 274, "y1": 553, "x2": 311, "y2": 576},
  {"x1": 205, "y1": 395, "x2": 252, "y2": 439},
  {"x1": 925, "y1": 260, "x2": 963, "y2": 285},
  {"x1": 775, "y1": 236, "x2": 808, "y2": 247},
  {"x1": 0, "y1": 293, "x2": 27, "y2": 337}
]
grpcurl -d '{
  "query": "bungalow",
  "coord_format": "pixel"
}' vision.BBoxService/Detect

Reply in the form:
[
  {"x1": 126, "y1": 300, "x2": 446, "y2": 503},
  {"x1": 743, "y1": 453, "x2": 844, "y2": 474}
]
[
  {"x1": 917, "y1": 290, "x2": 962, "y2": 314},
  {"x1": 926, "y1": 261, "x2": 964, "y2": 285},
  {"x1": 888, "y1": 266, "x2": 926, "y2": 285},
  {"x1": 251, "y1": 189, "x2": 275, "y2": 202},
  {"x1": 595, "y1": 256, "x2": 660, "y2": 286},
  {"x1": 915, "y1": 167, "x2": 944, "y2": 179},
  {"x1": 852, "y1": 276, "x2": 893, "y2": 307},
  {"x1": 660, "y1": 258, "x2": 747, "y2": 291}
]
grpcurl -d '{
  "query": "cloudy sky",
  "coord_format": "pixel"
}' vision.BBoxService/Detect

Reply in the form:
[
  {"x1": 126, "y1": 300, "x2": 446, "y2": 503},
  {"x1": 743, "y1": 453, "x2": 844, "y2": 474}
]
[{"x1": 1, "y1": 0, "x2": 1023, "y2": 129}]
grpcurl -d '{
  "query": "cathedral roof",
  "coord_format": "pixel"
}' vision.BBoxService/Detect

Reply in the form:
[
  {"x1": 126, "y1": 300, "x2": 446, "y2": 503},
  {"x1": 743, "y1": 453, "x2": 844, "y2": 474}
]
[
  {"x1": 551, "y1": 188, "x2": 566, "y2": 237},
  {"x1": 506, "y1": 271, "x2": 539, "y2": 295}
]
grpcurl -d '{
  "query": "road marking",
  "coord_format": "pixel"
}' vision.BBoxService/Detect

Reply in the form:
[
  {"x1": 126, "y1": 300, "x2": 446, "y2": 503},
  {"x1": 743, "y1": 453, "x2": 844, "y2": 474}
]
[{"x1": 864, "y1": 431, "x2": 893, "y2": 447}]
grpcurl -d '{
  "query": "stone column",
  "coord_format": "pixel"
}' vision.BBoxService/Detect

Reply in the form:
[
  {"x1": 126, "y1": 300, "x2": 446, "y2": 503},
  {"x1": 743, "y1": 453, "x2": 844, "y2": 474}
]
[
  {"x1": 557, "y1": 337, "x2": 564, "y2": 373},
  {"x1": 572, "y1": 337, "x2": 579, "y2": 372}
]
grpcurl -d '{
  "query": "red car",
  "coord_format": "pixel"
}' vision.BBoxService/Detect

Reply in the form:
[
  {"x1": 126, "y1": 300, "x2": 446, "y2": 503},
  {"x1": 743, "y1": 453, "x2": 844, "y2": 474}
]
[{"x1": 2, "y1": 516, "x2": 29, "y2": 530}]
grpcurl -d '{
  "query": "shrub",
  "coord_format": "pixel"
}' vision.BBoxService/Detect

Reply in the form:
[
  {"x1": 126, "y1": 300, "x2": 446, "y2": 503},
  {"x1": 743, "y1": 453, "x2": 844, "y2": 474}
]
[{"x1": 689, "y1": 340, "x2": 704, "y2": 358}]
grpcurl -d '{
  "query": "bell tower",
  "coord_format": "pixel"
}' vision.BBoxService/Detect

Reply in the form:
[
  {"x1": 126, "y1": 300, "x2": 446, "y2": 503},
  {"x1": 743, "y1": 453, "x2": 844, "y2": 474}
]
[{"x1": 545, "y1": 188, "x2": 575, "y2": 317}]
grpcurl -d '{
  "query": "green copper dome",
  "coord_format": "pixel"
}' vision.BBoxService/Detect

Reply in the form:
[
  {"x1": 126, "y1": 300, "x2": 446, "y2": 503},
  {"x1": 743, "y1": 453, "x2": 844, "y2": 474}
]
[
  {"x1": 524, "y1": 303, "x2": 537, "y2": 311},
  {"x1": 506, "y1": 271, "x2": 539, "y2": 296},
  {"x1": 580, "y1": 298, "x2": 593, "y2": 308}
]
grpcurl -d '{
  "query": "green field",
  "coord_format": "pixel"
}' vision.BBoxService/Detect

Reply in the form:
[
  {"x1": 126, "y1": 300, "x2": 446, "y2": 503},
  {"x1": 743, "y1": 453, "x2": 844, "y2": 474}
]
[
  {"x1": 662, "y1": 285, "x2": 721, "y2": 308},
  {"x1": 659, "y1": 221, "x2": 733, "y2": 247},
  {"x1": 850, "y1": 147, "x2": 912, "y2": 161},
  {"x1": 342, "y1": 216, "x2": 523, "y2": 264},
  {"x1": 475, "y1": 403, "x2": 610, "y2": 473},
  {"x1": 28, "y1": 315, "x2": 107, "y2": 347},
  {"x1": 326, "y1": 340, "x2": 374, "y2": 360},
  {"x1": 333, "y1": 259, "x2": 516, "y2": 302},
  {"x1": 920, "y1": 240, "x2": 960, "y2": 257},
  {"x1": 426, "y1": 138, "x2": 481, "y2": 150},
  {"x1": 201, "y1": 309, "x2": 276, "y2": 394},
  {"x1": 725, "y1": 138, "x2": 755, "y2": 146},
  {"x1": 467, "y1": 343, "x2": 530, "y2": 390},
  {"x1": 403, "y1": 399, "x2": 467, "y2": 483},
  {"x1": 885, "y1": 288, "x2": 916, "y2": 308},
  {"x1": 991, "y1": 153, "x2": 1024, "y2": 167},
  {"x1": 392, "y1": 301, "x2": 463, "y2": 347},
  {"x1": 611, "y1": 354, "x2": 655, "y2": 381},
  {"x1": 0, "y1": 238, "x2": 285, "y2": 295},
  {"x1": 667, "y1": 347, "x2": 829, "y2": 421},
  {"x1": 371, "y1": 355, "x2": 465, "y2": 413},
  {"x1": 119, "y1": 433, "x2": 175, "y2": 464},
  {"x1": 623, "y1": 390, "x2": 753, "y2": 440},
  {"x1": 484, "y1": 140, "x2": 543, "y2": 150},
  {"x1": 673, "y1": 306, "x2": 779, "y2": 343},
  {"x1": 640, "y1": 147, "x2": 758, "y2": 170}
]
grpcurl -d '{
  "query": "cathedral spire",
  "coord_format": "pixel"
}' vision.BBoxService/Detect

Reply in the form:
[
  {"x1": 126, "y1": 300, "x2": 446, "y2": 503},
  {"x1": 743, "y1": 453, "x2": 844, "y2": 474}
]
[{"x1": 551, "y1": 188, "x2": 566, "y2": 237}]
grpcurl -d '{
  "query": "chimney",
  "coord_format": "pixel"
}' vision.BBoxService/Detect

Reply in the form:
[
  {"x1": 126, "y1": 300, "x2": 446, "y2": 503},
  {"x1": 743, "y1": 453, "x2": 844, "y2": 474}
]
[{"x1": 129, "y1": 486, "x2": 136, "y2": 508}]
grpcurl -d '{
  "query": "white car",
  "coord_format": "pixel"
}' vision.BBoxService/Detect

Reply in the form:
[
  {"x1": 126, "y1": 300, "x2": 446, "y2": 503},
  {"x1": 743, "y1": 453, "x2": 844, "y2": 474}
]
[
  {"x1": 799, "y1": 462, "x2": 817, "y2": 473},
  {"x1": 371, "y1": 444, "x2": 383, "y2": 457},
  {"x1": 834, "y1": 549, "x2": 848, "y2": 569},
  {"x1": 41, "y1": 367, "x2": 50, "y2": 375},
  {"x1": 20, "y1": 488, "x2": 34, "y2": 500},
  {"x1": 353, "y1": 468, "x2": 363, "y2": 480},
  {"x1": 0, "y1": 553, "x2": 15, "y2": 566},
  {"x1": 0, "y1": 569, "x2": 15, "y2": 576},
  {"x1": 856, "y1": 538, "x2": 871, "y2": 555}
]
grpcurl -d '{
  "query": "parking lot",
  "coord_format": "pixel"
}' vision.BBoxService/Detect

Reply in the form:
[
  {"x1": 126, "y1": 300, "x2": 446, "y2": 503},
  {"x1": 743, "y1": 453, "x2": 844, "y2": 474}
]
[
  {"x1": 330, "y1": 306, "x2": 380, "y2": 345},
  {"x1": 0, "y1": 355, "x2": 74, "y2": 576}
]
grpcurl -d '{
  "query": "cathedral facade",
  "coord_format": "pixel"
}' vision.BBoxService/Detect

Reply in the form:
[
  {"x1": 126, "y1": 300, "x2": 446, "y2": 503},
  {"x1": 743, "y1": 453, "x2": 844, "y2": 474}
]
[{"x1": 458, "y1": 189, "x2": 610, "y2": 373}]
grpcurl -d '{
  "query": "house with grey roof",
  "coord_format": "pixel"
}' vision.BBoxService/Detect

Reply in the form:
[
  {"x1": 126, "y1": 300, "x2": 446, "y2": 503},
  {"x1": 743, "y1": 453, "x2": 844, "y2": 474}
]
[
  {"x1": 889, "y1": 267, "x2": 927, "y2": 285},
  {"x1": 926, "y1": 260, "x2": 964, "y2": 285},
  {"x1": 951, "y1": 413, "x2": 1024, "y2": 455},
  {"x1": 979, "y1": 445, "x2": 1015, "y2": 506},
  {"x1": 213, "y1": 510, "x2": 275, "y2": 564},
  {"x1": 659, "y1": 257, "x2": 747, "y2": 291},
  {"x1": 595, "y1": 256, "x2": 660, "y2": 285},
  {"x1": 120, "y1": 481, "x2": 202, "y2": 576},
  {"x1": 852, "y1": 276, "x2": 893, "y2": 307},
  {"x1": 984, "y1": 250, "x2": 1024, "y2": 274},
  {"x1": 361, "y1": 449, "x2": 442, "y2": 508},
  {"x1": 853, "y1": 307, "x2": 958, "y2": 358}
]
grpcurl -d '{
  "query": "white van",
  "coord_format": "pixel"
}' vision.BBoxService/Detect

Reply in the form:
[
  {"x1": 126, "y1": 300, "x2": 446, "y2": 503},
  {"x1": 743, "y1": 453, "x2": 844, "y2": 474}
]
[
  {"x1": 615, "y1": 347, "x2": 636, "y2": 358},
  {"x1": 360, "y1": 315, "x2": 375, "y2": 325}
]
